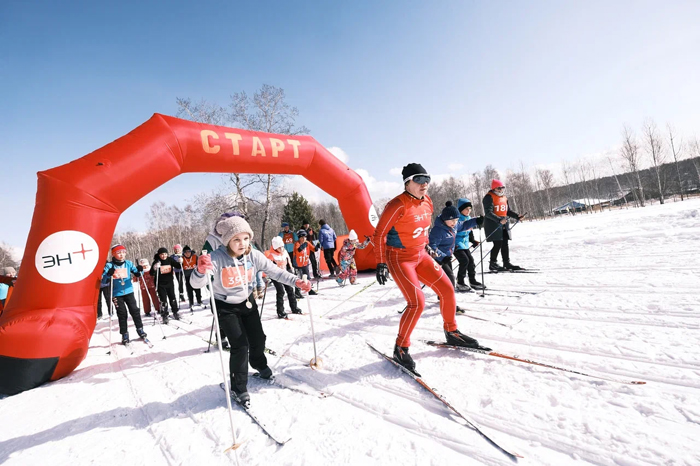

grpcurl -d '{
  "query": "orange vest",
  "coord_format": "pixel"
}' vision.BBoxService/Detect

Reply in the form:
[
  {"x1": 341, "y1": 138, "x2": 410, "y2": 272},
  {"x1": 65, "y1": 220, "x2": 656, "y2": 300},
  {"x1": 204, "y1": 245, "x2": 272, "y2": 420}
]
[
  {"x1": 265, "y1": 247, "x2": 287, "y2": 269},
  {"x1": 489, "y1": 192, "x2": 508, "y2": 217},
  {"x1": 293, "y1": 241, "x2": 315, "y2": 267},
  {"x1": 182, "y1": 254, "x2": 198, "y2": 271}
]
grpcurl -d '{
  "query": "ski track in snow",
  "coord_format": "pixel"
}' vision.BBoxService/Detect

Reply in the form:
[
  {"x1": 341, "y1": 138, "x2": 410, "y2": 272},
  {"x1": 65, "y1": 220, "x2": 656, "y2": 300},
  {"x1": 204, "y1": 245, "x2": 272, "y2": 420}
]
[{"x1": 2, "y1": 199, "x2": 700, "y2": 465}]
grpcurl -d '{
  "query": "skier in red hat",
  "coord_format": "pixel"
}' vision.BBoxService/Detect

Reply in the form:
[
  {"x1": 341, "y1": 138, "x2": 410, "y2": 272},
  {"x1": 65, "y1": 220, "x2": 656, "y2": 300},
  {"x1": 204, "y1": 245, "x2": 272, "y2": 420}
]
[{"x1": 483, "y1": 179, "x2": 525, "y2": 271}]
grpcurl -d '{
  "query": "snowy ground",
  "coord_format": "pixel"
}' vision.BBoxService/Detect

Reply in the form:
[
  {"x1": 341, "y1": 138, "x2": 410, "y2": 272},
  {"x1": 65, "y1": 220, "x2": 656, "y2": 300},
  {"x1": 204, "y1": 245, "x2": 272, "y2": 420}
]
[{"x1": 2, "y1": 198, "x2": 700, "y2": 466}]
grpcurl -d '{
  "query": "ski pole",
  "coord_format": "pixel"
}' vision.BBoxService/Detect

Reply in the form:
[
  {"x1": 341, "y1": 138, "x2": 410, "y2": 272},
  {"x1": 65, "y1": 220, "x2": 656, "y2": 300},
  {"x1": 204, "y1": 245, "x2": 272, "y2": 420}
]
[
  {"x1": 107, "y1": 275, "x2": 114, "y2": 355},
  {"x1": 303, "y1": 274, "x2": 323, "y2": 370},
  {"x1": 205, "y1": 316, "x2": 215, "y2": 353},
  {"x1": 203, "y1": 251, "x2": 243, "y2": 457},
  {"x1": 258, "y1": 279, "x2": 268, "y2": 319},
  {"x1": 479, "y1": 229, "x2": 485, "y2": 298},
  {"x1": 472, "y1": 216, "x2": 526, "y2": 269},
  {"x1": 140, "y1": 275, "x2": 166, "y2": 339}
]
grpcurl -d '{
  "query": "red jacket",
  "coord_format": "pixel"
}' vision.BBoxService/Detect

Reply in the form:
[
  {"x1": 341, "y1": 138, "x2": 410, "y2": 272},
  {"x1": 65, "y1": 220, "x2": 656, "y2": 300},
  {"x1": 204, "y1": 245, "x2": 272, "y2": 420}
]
[{"x1": 373, "y1": 192, "x2": 434, "y2": 263}]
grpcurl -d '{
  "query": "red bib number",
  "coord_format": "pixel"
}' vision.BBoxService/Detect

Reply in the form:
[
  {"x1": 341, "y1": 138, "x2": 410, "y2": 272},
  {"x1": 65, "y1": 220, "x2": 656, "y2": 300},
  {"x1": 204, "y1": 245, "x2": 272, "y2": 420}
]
[{"x1": 221, "y1": 266, "x2": 254, "y2": 289}]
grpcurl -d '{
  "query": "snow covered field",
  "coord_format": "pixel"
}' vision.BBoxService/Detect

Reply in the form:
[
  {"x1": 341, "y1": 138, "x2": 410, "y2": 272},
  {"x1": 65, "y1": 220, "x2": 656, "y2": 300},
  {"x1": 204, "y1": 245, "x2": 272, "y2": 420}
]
[{"x1": 2, "y1": 198, "x2": 700, "y2": 466}]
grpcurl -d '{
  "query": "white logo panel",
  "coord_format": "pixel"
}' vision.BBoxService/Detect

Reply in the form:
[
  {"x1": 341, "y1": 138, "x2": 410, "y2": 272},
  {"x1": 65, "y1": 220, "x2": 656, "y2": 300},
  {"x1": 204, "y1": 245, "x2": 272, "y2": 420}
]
[
  {"x1": 368, "y1": 205, "x2": 379, "y2": 228},
  {"x1": 35, "y1": 231, "x2": 100, "y2": 284}
]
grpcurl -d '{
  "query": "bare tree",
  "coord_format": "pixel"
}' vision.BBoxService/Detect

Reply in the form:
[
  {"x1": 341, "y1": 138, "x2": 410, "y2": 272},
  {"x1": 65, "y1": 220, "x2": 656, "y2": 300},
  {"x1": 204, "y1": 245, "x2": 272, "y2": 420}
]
[
  {"x1": 620, "y1": 125, "x2": 645, "y2": 207},
  {"x1": 0, "y1": 243, "x2": 19, "y2": 270},
  {"x1": 607, "y1": 155, "x2": 629, "y2": 208},
  {"x1": 643, "y1": 119, "x2": 666, "y2": 204},
  {"x1": 691, "y1": 138, "x2": 700, "y2": 184},
  {"x1": 229, "y1": 85, "x2": 310, "y2": 248},
  {"x1": 667, "y1": 124, "x2": 685, "y2": 201},
  {"x1": 536, "y1": 168, "x2": 555, "y2": 215}
]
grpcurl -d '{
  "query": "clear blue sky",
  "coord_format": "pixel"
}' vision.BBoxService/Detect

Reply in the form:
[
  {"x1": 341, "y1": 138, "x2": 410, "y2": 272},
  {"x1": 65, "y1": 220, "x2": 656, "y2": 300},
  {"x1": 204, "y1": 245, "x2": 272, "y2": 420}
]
[{"x1": 2, "y1": 1, "x2": 699, "y2": 252}]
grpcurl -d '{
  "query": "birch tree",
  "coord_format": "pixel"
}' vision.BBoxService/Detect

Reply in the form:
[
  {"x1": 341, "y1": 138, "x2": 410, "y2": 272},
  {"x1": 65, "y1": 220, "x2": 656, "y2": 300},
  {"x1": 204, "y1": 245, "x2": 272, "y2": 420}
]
[
  {"x1": 620, "y1": 125, "x2": 645, "y2": 207},
  {"x1": 643, "y1": 119, "x2": 666, "y2": 204}
]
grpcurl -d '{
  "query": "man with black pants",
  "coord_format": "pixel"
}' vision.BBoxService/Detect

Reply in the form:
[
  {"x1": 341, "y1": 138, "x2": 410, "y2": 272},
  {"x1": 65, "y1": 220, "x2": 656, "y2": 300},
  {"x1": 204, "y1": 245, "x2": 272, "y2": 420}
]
[{"x1": 302, "y1": 219, "x2": 320, "y2": 279}]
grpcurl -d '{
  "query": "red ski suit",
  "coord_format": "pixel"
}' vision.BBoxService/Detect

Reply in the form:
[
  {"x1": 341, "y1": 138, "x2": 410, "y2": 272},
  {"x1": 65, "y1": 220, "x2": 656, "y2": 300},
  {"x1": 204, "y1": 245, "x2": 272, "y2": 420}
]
[{"x1": 373, "y1": 192, "x2": 458, "y2": 347}]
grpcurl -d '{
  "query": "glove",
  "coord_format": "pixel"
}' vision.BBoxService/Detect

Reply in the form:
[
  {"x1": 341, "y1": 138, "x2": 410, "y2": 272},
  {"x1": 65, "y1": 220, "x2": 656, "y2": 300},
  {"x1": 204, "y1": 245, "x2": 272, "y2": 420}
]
[
  {"x1": 518, "y1": 215, "x2": 526, "y2": 221},
  {"x1": 136, "y1": 265, "x2": 144, "y2": 272},
  {"x1": 476, "y1": 216, "x2": 484, "y2": 226},
  {"x1": 197, "y1": 254, "x2": 213, "y2": 274},
  {"x1": 376, "y1": 263, "x2": 389, "y2": 285},
  {"x1": 153, "y1": 262, "x2": 161, "y2": 269},
  {"x1": 500, "y1": 218, "x2": 508, "y2": 225},
  {"x1": 471, "y1": 241, "x2": 480, "y2": 247},
  {"x1": 295, "y1": 278, "x2": 312, "y2": 292},
  {"x1": 299, "y1": 242, "x2": 308, "y2": 251},
  {"x1": 425, "y1": 245, "x2": 438, "y2": 258},
  {"x1": 106, "y1": 267, "x2": 116, "y2": 276}
]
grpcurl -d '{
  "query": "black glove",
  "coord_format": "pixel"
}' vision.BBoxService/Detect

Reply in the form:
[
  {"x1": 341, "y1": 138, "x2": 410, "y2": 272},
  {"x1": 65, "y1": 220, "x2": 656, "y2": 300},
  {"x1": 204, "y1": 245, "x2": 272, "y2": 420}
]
[
  {"x1": 471, "y1": 241, "x2": 480, "y2": 247},
  {"x1": 299, "y1": 242, "x2": 308, "y2": 251},
  {"x1": 476, "y1": 216, "x2": 484, "y2": 227},
  {"x1": 137, "y1": 265, "x2": 144, "y2": 272},
  {"x1": 376, "y1": 263, "x2": 389, "y2": 285},
  {"x1": 106, "y1": 267, "x2": 116, "y2": 276}
]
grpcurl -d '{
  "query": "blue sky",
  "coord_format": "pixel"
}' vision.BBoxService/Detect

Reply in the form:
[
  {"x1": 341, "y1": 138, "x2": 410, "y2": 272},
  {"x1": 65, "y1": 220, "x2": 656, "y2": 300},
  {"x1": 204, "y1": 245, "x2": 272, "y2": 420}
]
[{"x1": 2, "y1": 1, "x2": 699, "y2": 252}]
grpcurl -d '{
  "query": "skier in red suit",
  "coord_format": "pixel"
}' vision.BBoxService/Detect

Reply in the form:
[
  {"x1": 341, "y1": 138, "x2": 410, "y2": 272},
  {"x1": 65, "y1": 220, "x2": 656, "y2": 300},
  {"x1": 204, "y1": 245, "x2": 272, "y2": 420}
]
[{"x1": 373, "y1": 163, "x2": 484, "y2": 375}]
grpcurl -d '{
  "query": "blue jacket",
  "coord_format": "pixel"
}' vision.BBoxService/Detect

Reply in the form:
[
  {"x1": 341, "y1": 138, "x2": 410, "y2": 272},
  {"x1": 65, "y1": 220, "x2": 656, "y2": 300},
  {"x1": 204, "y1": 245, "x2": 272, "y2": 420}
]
[
  {"x1": 102, "y1": 259, "x2": 141, "y2": 297},
  {"x1": 429, "y1": 217, "x2": 477, "y2": 260},
  {"x1": 318, "y1": 224, "x2": 337, "y2": 249},
  {"x1": 456, "y1": 213, "x2": 479, "y2": 250}
]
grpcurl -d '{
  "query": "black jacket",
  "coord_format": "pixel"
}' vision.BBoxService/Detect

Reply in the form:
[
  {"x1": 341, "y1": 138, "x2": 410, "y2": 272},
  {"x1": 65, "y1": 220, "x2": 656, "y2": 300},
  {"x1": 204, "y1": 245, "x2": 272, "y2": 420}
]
[
  {"x1": 150, "y1": 255, "x2": 182, "y2": 287},
  {"x1": 482, "y1": 191, "x2": 520, "y2": 242}
]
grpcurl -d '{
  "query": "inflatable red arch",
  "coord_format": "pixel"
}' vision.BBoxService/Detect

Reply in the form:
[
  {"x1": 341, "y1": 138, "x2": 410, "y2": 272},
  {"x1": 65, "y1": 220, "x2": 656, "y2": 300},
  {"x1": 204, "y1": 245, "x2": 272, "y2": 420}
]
[{"x1": 0, "y1": 114, "x2": 379, "y2": 395}]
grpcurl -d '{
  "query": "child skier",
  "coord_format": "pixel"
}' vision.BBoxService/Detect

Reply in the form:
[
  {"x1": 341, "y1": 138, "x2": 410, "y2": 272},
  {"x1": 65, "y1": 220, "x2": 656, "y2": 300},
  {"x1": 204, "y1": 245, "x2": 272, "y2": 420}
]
[
  {"x1": 137, "y1": 258, "x2": 159, "y2": 316},
  {"x1": 428, "y1": 202, "x2": 481, "y2": 314},
  {"x1": 172, "y1": 244, "x2": 186, "y2": 302},
  {"x1": 264, "y1": 236, "x2": 302, "y2": 318},
  {"x1": 336, "y1": 230, "x2": 370, "y2": 285},
  {"x1": 191, "y1": 215, "x2": 312, "y2": 407},
  {"x1": 181, "y1": 246, "x2": 203, "y2": 309},
  {"x1": 151, "y1": 247, "x2": 182, "y2": 323},
  {"x1": 454, "y1": 198, "x2": 485, "y2": 291},
  {"x1": 294, "y1": 230, "x2": 318, "y2": 295},
  {"x1": 373, "y1": 163, "x2": 484, "y2": 375},
  {"x1": 102, "y1": 245, "x2": 147, "y2": 344},
  {"x1": 483, "y1": 180, "x2": 525, "y2": 271}
]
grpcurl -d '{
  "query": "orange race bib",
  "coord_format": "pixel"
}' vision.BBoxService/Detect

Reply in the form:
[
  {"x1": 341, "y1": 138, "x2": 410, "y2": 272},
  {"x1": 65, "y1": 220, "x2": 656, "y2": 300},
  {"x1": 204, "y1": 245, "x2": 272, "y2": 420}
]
[
  {"x1": 160, "y1": 265, "x2": 172, "y2": 274},
  {"x1": 112, "y1": 268, "x2": 128, "y2": 279},
  {"x1": 490, "y1": 192, "x2": 508, "y2": 217},
  {"x1": 220, "y1": 266, "x2": 255, "y2": 289}
]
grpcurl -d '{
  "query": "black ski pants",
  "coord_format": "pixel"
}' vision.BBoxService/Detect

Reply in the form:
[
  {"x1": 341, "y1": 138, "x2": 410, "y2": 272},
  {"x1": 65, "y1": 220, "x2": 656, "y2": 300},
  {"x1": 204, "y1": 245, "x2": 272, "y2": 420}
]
[
  {"x1": 438, "y1": 256, "x2": 456, "y2": 288},
  {"x1": 96, "y1": 286, "x2": 112, "y2": 318},
  {"x1": 184, "y1": 272, "x2": 202, "y2": 307},
  {"x1": 272, "y1": 279, "x2": 297, "y2": 316},
  {"x1": 216, "y1": 296, "x2": 268, "y2": 394},
  {"x1": 309, "y1": 251, "x2": 320, "y2": 279},
  {"x1": 157, "y1": 283, "x2": 179, "y2": 315},
  {"x1": 176, "y1": 270, "x2": 185, "y2": 297},
  {"x1": 323, "y1": 248, "x2": 338, "y2": 274},
  {"x1": 490, "y1": 238, "x2": 510, "y2": 265},
  {"x1": 114, "y1": 292, "x2": 143, "y2": 335},
  {"x1": 454, "y1": 248, "x2": 476, "y2": 285}
]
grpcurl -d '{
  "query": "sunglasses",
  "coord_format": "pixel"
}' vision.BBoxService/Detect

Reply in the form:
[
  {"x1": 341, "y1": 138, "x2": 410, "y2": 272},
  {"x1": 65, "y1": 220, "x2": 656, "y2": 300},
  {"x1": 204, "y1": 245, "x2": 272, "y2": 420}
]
[{"x1": 409, "y1": 174, "x2": 431, "y2": 184}]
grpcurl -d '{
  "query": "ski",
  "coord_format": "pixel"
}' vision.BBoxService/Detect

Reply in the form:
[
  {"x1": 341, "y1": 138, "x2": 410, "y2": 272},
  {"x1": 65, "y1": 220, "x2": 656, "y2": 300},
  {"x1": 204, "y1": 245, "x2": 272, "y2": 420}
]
[
  {"x1": 251, "y1": 372, "x2": 331, "y2": 399},
  {"x1": 457, "y1": 312, "x2": 521, "y2": 328},
  {"x1": 219, "y1": 383, "x2": 291, "y2": 445},
  {"x1": 367, "y1": 342, "x2": 522, "y2": 461},
  {"x1": 486, "y1": 289, "x2": 543, "y2": 295},
  {"x1": 140, "y1": 337, "x2": 154, "y2": 348},
  {"x1": 423, "y1": 341, "x2": 646, "y2": 385}
]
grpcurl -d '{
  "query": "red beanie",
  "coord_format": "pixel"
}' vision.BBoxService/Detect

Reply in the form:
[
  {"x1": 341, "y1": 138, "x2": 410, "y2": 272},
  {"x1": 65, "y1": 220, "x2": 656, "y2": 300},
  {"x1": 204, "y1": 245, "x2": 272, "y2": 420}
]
[
  {"x1": 111, "y1": 244, "x2": 126, "y2": 254},
  {"x1": 491, "y1": 179, "x2": 505, "y2": 190}
]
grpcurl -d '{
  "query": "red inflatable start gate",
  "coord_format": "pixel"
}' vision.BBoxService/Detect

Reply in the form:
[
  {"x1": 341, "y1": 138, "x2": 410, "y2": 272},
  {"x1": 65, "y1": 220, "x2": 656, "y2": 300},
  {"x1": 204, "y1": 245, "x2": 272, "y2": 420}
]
[{"x1": 0, "y1": 114, "x2": 379, "y2": 395}]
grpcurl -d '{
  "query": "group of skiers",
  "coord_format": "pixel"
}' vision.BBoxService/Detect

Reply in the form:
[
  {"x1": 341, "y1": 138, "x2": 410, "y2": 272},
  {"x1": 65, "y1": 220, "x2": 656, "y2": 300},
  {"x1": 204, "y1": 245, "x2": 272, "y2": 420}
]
[{"x1": 98, "y1": 161, "x2": 524, "y2": 405}]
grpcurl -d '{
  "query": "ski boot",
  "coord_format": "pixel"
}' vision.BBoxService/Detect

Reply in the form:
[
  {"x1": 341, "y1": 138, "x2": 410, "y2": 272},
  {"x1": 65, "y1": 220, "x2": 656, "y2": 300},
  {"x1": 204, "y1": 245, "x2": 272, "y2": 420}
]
[
  {"x1": 222, "y1": 339, "x2": 230, "y2": 350},
  {"x1": 445, "y1": 329, "x2": 481, "y2": 348},
  {"x1": 469, "y1": 279, "x2": 485, "y2": 290},
  {"x1": 172, "y1": 311, "x2": 181, "y2": 321},
  {"x1": 277, "y1": 310, "x2": 288, "y2": 319},
  {"x1": 456, "y1": 306, "x2": 467, "y2": 315},
  {"x1": 393, "y1": 344, "x2": 420, "y2": 376},
  {"x1": 136, "y1": 328, "x2": 147, "y2": 339},
  {"x1": 291, "y1": 307, "x2": 303, "y2": 315},
  {"x1": 336, "y1": 277, "x2": 344, "y2": 286},
  {"x1": 309, "y1": 289, "x2": 318, "y2": 296},
  {"x1": 231, "y1": 388, "x2": 251, "y2": 408},
  {"x1": 455, "y1": 283, "x2": 471, "y2": 293},
  {"x1": 489, "y1": 262, "x2": 506, "y2": 272},
  {"x1": 504, "y1": 263, "x2": 523, "y2": 271},
  {"x1": 258, "y1": 366, "x2": 273, "y2": 380},
  {"x1": 160, "y1": 311, "x2": 169, "y2": 324},
  {"x1": 121, "y1": 333, "x2": 130, "y2": 345}
]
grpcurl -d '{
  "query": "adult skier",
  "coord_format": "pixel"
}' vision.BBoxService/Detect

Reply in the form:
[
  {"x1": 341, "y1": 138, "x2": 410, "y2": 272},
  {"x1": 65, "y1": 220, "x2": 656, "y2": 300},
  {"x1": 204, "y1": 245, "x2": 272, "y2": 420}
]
[
  {"x1": 483, "y1": 180, "x2": 525, "y2": 271},
  {"x1": 191, "y1": 215, "x2": 311, "y2": 406},
  {"x1": 454, "y1": 198, "x2": 485, "y2": 290},
  {"x1": 373, "y1": 163, "x2": 483, "y2": 374}
]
